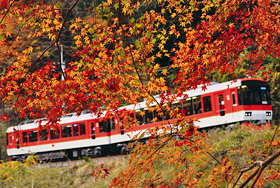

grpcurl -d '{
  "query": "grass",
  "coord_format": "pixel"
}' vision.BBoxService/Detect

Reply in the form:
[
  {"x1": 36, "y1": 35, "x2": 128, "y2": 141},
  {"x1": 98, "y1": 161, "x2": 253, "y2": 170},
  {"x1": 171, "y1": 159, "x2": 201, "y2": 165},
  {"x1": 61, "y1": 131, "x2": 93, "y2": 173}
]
[{"x1": 1, "y1": 125, "x2": 280, "y2": 187}]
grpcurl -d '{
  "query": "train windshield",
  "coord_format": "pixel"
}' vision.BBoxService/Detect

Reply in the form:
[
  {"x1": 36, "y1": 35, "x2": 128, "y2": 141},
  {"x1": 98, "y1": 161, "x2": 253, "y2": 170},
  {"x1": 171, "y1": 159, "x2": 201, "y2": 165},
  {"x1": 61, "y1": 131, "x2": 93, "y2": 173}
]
[{"x1": 238, "y1": 80, "x2": 271, "y2": 105}]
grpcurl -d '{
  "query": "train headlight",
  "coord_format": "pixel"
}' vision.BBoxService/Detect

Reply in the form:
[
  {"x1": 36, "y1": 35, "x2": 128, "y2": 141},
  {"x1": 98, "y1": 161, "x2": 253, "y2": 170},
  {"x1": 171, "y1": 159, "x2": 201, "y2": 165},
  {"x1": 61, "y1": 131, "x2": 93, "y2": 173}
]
[
  {"x1": 245, "y1": 112, "x2": 252, "y2": 117},
  {"x1": 266, "y1": 112, "x2": 272, "y2": 116}
]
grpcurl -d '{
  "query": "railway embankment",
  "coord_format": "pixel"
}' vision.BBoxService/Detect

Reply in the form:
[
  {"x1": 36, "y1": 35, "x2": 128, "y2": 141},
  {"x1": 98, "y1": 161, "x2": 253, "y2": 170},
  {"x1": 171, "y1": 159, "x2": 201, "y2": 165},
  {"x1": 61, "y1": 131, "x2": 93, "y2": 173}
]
[{"x1": 1, "y1": 125, "x2": 279, "y2": 187}]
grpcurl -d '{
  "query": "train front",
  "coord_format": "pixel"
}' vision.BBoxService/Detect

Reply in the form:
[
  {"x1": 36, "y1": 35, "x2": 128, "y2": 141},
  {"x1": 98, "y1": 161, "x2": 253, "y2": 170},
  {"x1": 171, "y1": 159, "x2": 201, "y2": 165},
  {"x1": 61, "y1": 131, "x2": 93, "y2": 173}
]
[{"x1": 237, "y1": 79, "x2": 272, "y2": 124}]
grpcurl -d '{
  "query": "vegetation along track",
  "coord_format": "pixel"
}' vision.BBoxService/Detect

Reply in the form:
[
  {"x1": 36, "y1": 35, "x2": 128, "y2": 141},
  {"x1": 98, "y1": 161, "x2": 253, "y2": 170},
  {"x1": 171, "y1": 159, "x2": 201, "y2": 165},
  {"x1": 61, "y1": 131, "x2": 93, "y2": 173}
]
[{"x1": 34, "y1": 154, "x2": 127, "y2": 168}]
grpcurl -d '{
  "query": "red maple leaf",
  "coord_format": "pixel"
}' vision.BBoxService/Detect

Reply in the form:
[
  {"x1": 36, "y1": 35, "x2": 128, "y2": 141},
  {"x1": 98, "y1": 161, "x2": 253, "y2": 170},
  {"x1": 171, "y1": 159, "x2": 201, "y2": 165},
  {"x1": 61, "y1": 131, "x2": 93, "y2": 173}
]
[
  {"x1": 0, "y1": 0, "x2": 7, "y2": 8},
  {"x1": 1, "y1": 115, "x2": 9, "y2": 122}
]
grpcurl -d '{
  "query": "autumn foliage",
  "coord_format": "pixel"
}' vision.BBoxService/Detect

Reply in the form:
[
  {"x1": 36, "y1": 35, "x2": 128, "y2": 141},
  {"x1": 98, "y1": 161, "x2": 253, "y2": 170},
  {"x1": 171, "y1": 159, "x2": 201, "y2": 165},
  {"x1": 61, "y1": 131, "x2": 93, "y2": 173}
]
[{"x1": 1, "y1": 0, "x2": 280, "y2": 187}]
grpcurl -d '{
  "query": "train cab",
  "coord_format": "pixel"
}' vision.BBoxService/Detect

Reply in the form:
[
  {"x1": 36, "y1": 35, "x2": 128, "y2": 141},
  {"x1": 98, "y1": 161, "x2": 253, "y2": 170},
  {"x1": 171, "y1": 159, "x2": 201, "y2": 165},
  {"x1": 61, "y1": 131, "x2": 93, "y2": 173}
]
[{"x1": 236, "y1": 80, "x2": 272, "y2": 123}]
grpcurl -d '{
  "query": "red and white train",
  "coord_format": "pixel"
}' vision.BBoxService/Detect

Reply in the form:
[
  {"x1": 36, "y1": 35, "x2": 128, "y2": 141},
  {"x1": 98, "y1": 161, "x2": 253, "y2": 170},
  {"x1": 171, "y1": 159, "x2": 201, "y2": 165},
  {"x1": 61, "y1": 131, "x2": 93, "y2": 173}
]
[{"x1": 6, "y1": 78, "x2": 272, "y2": 161}]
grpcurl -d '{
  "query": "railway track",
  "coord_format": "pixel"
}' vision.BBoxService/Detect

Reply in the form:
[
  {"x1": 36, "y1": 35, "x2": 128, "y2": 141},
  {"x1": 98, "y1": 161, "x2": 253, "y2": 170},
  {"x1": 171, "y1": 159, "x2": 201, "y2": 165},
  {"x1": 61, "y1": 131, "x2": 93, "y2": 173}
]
[{"x1": 34, "y1": 154, "x2": 127, "y2": 168}]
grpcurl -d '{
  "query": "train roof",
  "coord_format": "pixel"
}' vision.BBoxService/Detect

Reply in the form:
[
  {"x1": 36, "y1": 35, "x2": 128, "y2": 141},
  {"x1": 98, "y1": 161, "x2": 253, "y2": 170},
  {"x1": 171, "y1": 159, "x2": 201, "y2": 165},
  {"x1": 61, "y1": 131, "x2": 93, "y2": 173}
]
[
  {"x1": 123, "y1": 79, "x2": 244, "y2": 110},
  {"x1": 6, "y1": 78, "x2": 266, "y2": 133},
  {"x1": 6, "y1": 112, "x2": 101, "y2": 133}
]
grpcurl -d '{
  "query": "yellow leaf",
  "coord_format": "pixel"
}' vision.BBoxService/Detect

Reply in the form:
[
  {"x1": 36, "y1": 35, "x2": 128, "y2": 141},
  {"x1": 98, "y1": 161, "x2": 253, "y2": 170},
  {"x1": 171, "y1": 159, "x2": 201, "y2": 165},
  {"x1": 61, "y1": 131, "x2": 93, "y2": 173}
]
[
  {"x1": 272, "y1": 140, "x2": 278, "y2": 146},
  {"x1": 180, "y1": 22, "x2": 186, "y2": 27},
  {"x1": 122, "y1": 7, "x2": 127, "y2": 14},
  {"x1": 75, "y1": 17, "x2": 82, "y2": 23},
  {"x1": 44, "y1": 51, "x2": 49, "y2": 57},
  {"x1": 15, "y1": 36, "x2": 21, "y2": 42},
  {"x1": 164, "y1": 53, "x2": 170, "y2": 57},
  {"x1": 156, "y1": 52, "x2": 162, "y2": 58},
  {"x1": 171, "y1": 13, "x2": 176, "y2": 18},
  {"x1": 140, "y1": 111, "x2": 145, "y2": 116},
  {"x1": 158, "y1": 43, "x2": 164, "y2": 50},
  {"x1": 162, "y1": 68, "x2": 168, "y2": 75}
]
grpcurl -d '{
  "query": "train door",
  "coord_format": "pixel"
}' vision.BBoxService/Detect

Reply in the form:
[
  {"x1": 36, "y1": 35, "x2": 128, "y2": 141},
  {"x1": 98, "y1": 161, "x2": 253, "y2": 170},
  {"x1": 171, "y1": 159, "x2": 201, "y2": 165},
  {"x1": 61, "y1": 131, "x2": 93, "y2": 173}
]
[
  {"x1": 90, "y1": 121, "x2": 96, "y2": 139},
  {"x1": 230, "y1": 89, "x2": 238, "y2": 120},
  {"x1": 98, "y1": 118, "x2": 118, "y2": 144},
  {"x1": 11, "y1": 131, "x2": 20, "y2": 149},
  {"x1": 109, "y1": 118, "x2": 120, "y2": 143},
  {"x1": 96, "y1": 120, "x2": 110, "y2": 145},
  {"x1": 215, "y1": 93, "x2": 227, "y2": 124}
]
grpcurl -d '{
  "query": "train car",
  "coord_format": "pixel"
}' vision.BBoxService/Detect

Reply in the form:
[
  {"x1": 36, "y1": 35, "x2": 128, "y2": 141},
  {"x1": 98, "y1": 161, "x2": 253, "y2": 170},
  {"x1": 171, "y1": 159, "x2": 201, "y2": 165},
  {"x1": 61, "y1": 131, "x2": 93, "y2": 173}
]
[{"x1": 6, "y1": 78, "x2": 272, "y2": 161}]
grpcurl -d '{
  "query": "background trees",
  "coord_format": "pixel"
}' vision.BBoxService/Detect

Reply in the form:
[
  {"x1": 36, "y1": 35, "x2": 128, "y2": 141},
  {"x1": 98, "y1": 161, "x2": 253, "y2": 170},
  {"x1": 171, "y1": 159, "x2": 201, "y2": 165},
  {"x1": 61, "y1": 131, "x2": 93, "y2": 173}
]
[{"x1": 1, "y1": 0, "x2": 280, "y2": 187}]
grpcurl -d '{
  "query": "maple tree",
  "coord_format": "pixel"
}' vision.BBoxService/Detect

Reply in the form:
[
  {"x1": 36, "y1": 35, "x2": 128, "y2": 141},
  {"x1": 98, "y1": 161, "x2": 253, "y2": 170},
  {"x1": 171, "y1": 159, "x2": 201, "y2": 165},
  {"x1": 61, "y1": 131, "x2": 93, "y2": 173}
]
[{"x1": 1, "y1": 0, "x2": 280, "y2": 187}]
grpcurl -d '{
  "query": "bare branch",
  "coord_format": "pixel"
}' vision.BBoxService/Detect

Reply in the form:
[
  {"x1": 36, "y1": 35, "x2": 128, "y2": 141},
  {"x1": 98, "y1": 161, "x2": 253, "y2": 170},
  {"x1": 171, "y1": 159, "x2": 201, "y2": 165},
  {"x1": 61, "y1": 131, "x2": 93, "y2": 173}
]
[
  {"x1": 30, "y1": 0, "x2": 80, "y2": 70},
  {"x1": 235, "y1": 149, "x2": 280, "y2": 188},
  {"x1": 267, "y1": 124, "x2": 280, "y2": 150},
  {"x1": 0, "y1": 0, "x2": 16, "y2": 25}
]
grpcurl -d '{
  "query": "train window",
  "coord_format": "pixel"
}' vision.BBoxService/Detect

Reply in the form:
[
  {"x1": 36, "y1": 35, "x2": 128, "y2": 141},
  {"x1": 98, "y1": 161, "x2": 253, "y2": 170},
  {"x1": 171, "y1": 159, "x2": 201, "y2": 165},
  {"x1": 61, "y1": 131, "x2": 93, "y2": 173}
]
[
  {"x1": 172, "y1": 101, "x2": 182, "y2": 112},
  {"x1": 241, "y1": 85, "x2": 254, "y2": 105},
  {"x1": 111, "y1": 119, "x2": 115, "y2": 131},
  {"x1": 40, "y1": 129, "x2": 49, "y2": 141},
  {"x1": 50, "y1": 128, "x2": 60, "y2": 139},
  {"x1": 29, "y1": 130, "x2": 38, "y2": 142},
  {"x1": 238, "y1": 86, "x2": 242, "y2": 105},
  {"x1": 162, "y1": 104, "x2": 171, "y2": 120},
  {"x1": 80, "y1": 123, "x2": 86, "y2": 135},
  {"x1": 182, "y1": 98, "x2": 193, "y2": 116},
  {"x1": 144, "y1": 108, "x2": 153, "y2": 124},
  {"x1": 119, "y1": 117, "x2": 123, "y2": 125},
  {"x1": 73, "y1": 124, "x2": 79, "y2": 136},
  {"x1": 62, "y1": 125, "x2": 72, "y2": 138},
  {"x1": 219, "y1": 94, "x2": 225, "y2": 116},
  {"x1": 125, "y1": 112, "x2": 134, "y2": 125},
  {"x1": 135, "y1": 109, "x2": 144, "y2": 125},
  {"x1": 16, "y1": 135, "x2": 19, "y2": 149},
  {"x1": 119, "y1": 117, "x2": 124, "y2": 128},
  {"x1": 99, "y1": 120, "x2": 105, "y2": 133},
  {"x1": 239, "y1": 81, "x2": 271, "y2": 105},
  {"x1": 91, "y1": 122, "x2": 95, "y2": 139},
  {"x1": 23, "y1": 132, "x2": 27, "y2": 143},
  {"x1": 99, "y1": 119, "x2": 110, "y2": 132},
  {"x1": 129, "y1": 112, "x2": 134, "y2": 120},
  {"x1": 9, "y1": 135, "x2": 12, "y2": 144},
  {"x1": 193, "y1": 96, "x2": 202, "y2": 114},
  {"x1": 120, "y1": 123, "x2": 124, "y2": 134},
  {"x1": 203, "y1": 96, "x2": 212, "y2": 112},
  {"x1": 155, "y1": 110, "x2": 163, "y2": 122},
  {"x1": 119, "y1": 118, "x2": 124, "y2": 134},
  {"x1": 232, "y1": 92, "x2": 236, "y2": 105}
]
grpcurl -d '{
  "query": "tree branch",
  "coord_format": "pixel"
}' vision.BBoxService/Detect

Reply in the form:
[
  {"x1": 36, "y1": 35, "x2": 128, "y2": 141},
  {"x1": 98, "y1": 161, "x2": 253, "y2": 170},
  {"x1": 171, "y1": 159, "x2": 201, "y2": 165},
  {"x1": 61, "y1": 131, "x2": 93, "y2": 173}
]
[
  {"x1": 267, "y1": 124, "x2": 280, "y2": 150},
  {"x1": 235, "y1": 149, "x2": 280, "y2": 188},
  {"x1": 29, "y1": 0, "x2": 80, "y2": 71},
  {"x1": 0, "y1": 0, "x2": 15, "y2": 25}
]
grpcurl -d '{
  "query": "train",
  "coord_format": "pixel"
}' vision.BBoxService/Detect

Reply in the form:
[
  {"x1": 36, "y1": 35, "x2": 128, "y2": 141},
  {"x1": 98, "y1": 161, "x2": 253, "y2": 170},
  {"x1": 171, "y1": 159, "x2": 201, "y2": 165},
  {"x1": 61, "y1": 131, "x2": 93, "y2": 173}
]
[{"x1": 6, "y1": 78, "x2": 272, "y2": 161}]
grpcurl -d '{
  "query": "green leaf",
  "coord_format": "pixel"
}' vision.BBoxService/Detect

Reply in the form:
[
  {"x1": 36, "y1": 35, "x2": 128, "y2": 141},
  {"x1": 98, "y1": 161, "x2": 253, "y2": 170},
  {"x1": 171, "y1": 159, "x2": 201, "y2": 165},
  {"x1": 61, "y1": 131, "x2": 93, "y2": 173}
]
[
  {"x1": 114, "y1": 3, "x2": 119, "y2": 10},
  {"x1": 88, "y1": 28, "x2": 95, "y2": 34},
  {"x1": 113, "y1": 57, "x2": 118, "y2": 64},
  {"x1": 135, "y1": 80, "x2": 140, "y2": 85},
  {"x1": 55, "y1": 2, "x2": 61, "y2": 9},
  {"x1": 135, "y1": 41, "x2": 140, "y2": 47}
]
